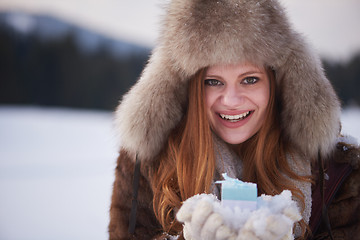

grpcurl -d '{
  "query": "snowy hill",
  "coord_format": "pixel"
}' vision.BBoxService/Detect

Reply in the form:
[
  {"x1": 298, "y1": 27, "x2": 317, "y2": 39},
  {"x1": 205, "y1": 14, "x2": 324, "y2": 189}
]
[{"x1": 0, "y1": 106, "x2": 359, "y2": 240}]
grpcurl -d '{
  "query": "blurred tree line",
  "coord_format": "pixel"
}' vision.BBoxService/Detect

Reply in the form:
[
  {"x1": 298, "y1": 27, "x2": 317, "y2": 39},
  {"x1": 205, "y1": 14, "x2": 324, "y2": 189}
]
[
  {"x1": 323, "y1": 57, "x2": 360, "y2": 107},
  {"x1": 0, "y1": 21, "x2": 359, "y2": 111},
  {"x1": 0, "y1": 21, "x2": 149, "y2": 110}
]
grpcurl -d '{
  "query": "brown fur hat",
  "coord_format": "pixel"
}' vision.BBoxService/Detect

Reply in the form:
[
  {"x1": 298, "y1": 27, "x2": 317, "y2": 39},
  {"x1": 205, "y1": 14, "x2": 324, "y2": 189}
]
[{"x1": 115, "y1": 0, "x2": 341, "y2": 161}]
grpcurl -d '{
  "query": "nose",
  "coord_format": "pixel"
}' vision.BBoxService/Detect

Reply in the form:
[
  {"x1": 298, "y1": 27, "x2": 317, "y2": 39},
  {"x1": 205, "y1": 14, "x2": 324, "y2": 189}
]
[{"x1": 221, "y1": 85, "x2": 245, "y2": 108}]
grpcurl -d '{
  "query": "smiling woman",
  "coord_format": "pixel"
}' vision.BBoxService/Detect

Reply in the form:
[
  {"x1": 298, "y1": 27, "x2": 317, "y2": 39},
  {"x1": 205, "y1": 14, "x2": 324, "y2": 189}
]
[{"x1": 108, "y1": 0, "x2": 360, "y2": 239}]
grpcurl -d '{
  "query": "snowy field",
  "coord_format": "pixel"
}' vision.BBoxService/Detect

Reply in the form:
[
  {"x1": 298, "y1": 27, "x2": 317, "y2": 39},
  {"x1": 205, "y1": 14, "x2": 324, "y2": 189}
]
[
  {"x1": 0, "y1": 106, "x2": 117, "y2": 240},
  {"x1": 0, "y1": 105, "x2": 359, "y2": 240}
]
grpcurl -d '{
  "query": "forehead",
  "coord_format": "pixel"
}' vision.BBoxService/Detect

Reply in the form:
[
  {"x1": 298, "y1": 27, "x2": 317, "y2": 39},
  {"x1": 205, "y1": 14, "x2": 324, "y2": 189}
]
[{"x1": 206, "y1": 62, "x2": 265, "y2": 76}]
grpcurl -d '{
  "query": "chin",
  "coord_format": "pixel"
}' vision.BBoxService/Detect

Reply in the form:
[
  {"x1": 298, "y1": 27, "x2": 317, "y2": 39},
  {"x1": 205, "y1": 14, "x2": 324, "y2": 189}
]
[{"x1": 220, "y1": 135, "x2": 249, "y2": 145}]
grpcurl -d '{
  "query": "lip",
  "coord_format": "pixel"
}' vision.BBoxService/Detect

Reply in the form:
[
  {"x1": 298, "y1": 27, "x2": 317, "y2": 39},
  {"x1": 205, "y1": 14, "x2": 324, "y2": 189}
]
[{"x1": 216, "y1": 110, "x2": 254, "y2": 128}]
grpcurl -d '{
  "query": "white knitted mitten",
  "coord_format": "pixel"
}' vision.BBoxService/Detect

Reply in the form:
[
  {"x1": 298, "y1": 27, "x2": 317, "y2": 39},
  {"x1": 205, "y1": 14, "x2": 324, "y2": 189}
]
[{"x1": 177, "y1": 190, "x2": 301, "y2": 240}]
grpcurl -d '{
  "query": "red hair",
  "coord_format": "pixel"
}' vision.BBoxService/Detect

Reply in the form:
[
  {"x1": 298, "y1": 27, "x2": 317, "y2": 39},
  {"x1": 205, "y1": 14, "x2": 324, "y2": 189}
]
[{"x1": 151, "y1": 67, "x2": 311, "y2": 237}]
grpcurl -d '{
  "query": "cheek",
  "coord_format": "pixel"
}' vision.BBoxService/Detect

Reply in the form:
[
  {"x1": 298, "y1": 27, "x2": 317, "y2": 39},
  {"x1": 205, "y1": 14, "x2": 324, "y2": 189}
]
[
  {"x1": 252, "y1": 89, "x2": 270, "y2": 130},
  {"x1": 249, "y1": 94, "x2": 268, "y2": 111},
  {"x1": 260, "y1": 92, "x2": 270, "y2": 109},
  {"x1": 204, "y1": 89, "x2": 217, "y2": 111},
  {"x1": 255, "y1": 84, "x2": 271, "y2": 110},
  {"x1": 204, "y1": 90, "x2": 219, "y2": 129}
]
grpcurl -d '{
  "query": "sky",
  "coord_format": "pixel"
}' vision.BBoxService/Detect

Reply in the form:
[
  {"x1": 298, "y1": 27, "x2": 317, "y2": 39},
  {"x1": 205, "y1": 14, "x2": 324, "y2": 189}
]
[{"x1": 0, "y1": 0, "x2": 359, "y2": 62}]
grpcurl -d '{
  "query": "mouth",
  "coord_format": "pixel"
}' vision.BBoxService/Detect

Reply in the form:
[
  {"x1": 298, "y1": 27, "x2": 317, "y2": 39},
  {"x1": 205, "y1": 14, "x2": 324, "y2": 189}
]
[{"x1": 219, "y1": 111, "x2": 253, "y2": 122}]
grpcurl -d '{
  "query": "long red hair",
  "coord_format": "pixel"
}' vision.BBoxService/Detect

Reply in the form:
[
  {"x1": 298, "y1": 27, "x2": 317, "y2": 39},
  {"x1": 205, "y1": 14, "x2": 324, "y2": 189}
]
[{"x1": 151, "y1": 67, "x2": 310, "y2": 237}]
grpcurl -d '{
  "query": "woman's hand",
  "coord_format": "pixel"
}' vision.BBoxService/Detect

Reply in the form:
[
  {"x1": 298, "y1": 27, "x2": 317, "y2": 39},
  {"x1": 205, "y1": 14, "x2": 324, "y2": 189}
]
[
  {"x1": 177, "y1": 190, "x2": 301, "y2": 240},
  {"x1": 178, "y1": 194, "x2": 235, "y2": 240}
]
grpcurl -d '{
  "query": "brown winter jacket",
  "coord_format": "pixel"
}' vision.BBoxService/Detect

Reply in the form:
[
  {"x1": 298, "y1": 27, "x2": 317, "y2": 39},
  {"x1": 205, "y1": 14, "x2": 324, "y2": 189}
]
[
  {"x1": 108, "y1": 141, "x2": 360, "y2": 240},
  {"x1": 109, "y1": 150, "x2": 162, "y2": 239},
  {"x1": 309, "y1": 141, "x2": 360, "y2": 240}
]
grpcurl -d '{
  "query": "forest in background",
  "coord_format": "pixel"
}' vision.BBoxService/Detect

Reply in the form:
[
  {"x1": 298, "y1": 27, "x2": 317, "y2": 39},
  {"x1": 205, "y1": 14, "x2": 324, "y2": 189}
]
[
  {"x1": 0, "y1": 13, "x2": 359, "y2": 111},
  {"x1": 0, "y1": 13, "x2": 150, "y2": 110}
]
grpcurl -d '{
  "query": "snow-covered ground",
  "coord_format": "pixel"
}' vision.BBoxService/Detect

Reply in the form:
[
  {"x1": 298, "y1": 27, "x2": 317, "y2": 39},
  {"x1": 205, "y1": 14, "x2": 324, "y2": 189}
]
[
  {"x1": 341, "y1": 107, "x2": 360, "y2": 140},
  {"x1": 0, "y1": 105, "x2": 359, "y2": 240},
  {"x1": 0, "y1": 106, "x2": 117, "y2": 240}
]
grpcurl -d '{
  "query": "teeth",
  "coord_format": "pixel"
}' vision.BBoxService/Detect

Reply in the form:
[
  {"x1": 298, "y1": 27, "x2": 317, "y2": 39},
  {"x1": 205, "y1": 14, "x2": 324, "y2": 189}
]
[{"x1": 220, "y1": 111, "x2": 251, "y2": 121}]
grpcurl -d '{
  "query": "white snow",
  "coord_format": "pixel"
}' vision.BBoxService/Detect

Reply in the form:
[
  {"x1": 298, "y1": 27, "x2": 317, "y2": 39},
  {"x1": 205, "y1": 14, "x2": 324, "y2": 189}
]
[
  {"x1": 0, "y1": 106, "x2": 117, "y2": 240},
  {"x1": 0, "y1": 105, "x2": 359, "y2": 240},
  {"x1": 341, "y1": 106, "x2": 360, "y2": 141}
]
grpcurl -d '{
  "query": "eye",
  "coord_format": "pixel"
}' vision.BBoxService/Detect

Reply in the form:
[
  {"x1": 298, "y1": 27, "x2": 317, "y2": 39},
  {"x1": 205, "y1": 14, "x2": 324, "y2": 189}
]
[
  {"x1": 204, "y1": 79, "x2": 223, "y2": 86},
  {"x1": 242, "y1": 77, "x2": 259, "y2": 85}
]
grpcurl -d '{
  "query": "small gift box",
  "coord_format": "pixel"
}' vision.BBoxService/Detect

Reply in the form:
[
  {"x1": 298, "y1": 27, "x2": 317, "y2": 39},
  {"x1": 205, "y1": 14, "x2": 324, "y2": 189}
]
[{"x1": 216, "y1": 173, "x2": 257, "y2": 211}]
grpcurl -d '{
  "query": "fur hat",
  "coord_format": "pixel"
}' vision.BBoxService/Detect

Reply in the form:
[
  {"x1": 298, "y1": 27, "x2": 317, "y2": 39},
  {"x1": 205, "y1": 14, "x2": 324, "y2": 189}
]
[{"x1": 115, "y1": 0, "x2": 341, "y2": 161}]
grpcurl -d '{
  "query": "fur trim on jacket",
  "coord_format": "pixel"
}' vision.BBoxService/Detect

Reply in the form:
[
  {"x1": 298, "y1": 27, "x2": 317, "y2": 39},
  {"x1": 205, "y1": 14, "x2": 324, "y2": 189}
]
[{"x1": 114, "y1": 0, "x2": 341, "y2": 162}]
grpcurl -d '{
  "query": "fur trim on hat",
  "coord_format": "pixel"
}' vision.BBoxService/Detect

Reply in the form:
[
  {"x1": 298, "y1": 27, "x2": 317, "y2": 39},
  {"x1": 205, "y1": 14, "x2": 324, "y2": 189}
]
[{"x1": 115, "y1": 0, "x2": 341, "y2": 161}]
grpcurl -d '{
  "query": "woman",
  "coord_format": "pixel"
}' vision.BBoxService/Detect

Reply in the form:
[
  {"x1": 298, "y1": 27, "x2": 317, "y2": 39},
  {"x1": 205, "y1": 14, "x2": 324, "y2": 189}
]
[{"x1": 109, "y1": 0, "x2": 360, "y2": 239}]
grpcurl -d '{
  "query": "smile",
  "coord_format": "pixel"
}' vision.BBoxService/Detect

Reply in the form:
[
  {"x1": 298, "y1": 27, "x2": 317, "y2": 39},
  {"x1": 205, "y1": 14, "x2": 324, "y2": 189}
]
[{"x1": 219, "y1": 111, "x2": 252, "y2": 122}]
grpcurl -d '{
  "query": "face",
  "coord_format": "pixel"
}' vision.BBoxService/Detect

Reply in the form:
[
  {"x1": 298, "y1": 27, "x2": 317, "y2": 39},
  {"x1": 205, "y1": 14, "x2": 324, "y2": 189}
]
[{"x1": 204, "y1": 62, "x2": 270, "y2": 145}]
